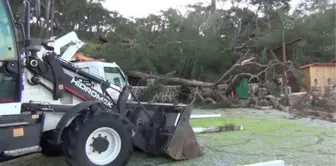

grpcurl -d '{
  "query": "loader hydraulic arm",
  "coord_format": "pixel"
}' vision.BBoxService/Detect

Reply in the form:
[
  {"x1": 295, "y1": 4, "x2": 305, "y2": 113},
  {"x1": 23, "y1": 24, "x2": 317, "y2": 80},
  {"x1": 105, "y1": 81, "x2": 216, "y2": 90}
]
[
  {"x1": 54, "y1": 31, "x2": 84, "y2": 61},
  {"x1": 26, "y1": 50, "x2": 117, "y2": 107},
  {"x1": 38, "y1": 31, "x2": 84, "y2": 62}
]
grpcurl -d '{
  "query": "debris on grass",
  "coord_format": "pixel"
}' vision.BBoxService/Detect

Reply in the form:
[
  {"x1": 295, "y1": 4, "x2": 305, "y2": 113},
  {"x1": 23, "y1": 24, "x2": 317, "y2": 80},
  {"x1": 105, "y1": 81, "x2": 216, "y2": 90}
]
[
  {"x1": 190, "y1": 114, "x2": 222, "y2": 119},
  {"x1": 255, "y1": 106, "x2": 273, "y2": 110},
  {"x1": 242, "y1": 160, "x2": 285, "y2": 166},
  {"x1": 193, "y1": 124, "x2": 243, "y2": 133}
]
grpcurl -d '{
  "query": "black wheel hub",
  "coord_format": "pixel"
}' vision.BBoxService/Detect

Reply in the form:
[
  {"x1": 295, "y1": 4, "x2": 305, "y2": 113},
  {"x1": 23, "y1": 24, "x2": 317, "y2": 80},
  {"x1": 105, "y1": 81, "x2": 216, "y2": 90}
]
[{"x1": 91, "y1": 134, "x2": 109, "y2": 154}]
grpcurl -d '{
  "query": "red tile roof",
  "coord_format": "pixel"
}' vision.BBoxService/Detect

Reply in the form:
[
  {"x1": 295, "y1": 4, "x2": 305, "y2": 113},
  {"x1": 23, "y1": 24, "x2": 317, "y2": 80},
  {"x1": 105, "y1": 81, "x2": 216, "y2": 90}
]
[{"x1": 300, "y1": 62, "x2": 336, "y2": 69}]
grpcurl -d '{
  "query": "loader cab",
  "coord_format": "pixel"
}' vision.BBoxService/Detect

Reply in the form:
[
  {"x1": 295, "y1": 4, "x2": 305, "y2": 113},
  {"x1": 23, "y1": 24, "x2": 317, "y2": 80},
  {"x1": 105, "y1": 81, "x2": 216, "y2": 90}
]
[
  {"x1": 73, "y1": 61, "x2": 128, "y2": 88},
  {"x1": 0, "y1": 0, "x2": 20, "y2": 103},
  {"x1": 72, "y1": 60, "x2": 132, "y2": 101}
]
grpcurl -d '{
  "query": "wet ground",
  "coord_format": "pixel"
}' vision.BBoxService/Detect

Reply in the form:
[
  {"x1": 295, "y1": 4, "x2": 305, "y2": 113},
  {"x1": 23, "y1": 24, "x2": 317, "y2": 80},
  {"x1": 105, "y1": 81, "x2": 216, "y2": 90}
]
[{"x1": 1, "y1": 108, "x2": 336, "y2": 166}]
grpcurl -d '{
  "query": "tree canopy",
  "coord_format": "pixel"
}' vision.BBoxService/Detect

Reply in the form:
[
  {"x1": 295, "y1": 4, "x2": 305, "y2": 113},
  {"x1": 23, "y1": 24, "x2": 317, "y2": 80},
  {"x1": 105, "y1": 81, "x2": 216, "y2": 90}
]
[{"x1": 10, "y1": 0, "x2": 336, "y2": 81}]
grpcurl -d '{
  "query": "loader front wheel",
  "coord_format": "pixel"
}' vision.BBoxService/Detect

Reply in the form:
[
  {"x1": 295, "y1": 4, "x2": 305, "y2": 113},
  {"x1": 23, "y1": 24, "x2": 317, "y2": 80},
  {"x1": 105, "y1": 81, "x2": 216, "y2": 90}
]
[{"x1": 63, "y1": 109, "x2": 133, "y2": 166}]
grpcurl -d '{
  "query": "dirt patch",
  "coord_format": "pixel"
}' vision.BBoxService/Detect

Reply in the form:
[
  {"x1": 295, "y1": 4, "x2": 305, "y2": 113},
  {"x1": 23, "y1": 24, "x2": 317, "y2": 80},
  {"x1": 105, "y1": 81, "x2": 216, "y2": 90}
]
[{"x1": 292, "y1": 108, "x2": 336, "y2": 122}]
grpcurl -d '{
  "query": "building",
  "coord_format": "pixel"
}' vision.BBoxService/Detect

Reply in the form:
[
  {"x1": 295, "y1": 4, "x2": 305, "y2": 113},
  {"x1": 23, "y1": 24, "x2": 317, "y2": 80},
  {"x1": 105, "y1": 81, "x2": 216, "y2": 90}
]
[{"x1": 300, "y1": 62, "x2": 336, "y2": 95}]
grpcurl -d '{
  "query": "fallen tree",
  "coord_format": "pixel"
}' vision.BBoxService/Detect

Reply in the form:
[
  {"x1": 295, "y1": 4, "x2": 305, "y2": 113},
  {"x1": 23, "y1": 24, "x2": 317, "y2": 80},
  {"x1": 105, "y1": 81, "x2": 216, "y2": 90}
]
[{"x1": 128, "y1": 49, "x2": 283, "y2": 107}]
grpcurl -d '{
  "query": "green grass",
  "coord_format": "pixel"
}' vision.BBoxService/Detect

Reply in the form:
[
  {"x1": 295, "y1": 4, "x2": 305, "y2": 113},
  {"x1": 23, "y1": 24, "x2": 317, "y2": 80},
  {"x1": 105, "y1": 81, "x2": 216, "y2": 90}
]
[
  {"x1": 127, "y1": 116, "x2": 336, "y2": 166},
  {"x1": 190, "y1": 116, "x2": 334, "y2": 147},
  {"x1": 196, "y1": 103, "x2": 233, "y2": 109},
  {"x1": 190, "y1": 116, "x2": 329, "y2": 133}
]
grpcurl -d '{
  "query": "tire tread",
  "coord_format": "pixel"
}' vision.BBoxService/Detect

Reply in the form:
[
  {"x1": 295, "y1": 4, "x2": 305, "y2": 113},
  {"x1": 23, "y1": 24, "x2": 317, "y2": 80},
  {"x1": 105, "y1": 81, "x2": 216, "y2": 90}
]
[{"x1": 63, "y1": 104, "x2": 133, "y2": 166}]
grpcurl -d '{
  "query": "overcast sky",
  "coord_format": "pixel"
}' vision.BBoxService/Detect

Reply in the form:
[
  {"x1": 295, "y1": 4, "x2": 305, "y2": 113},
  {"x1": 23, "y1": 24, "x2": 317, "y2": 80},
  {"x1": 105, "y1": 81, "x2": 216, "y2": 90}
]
[{"x1": 104, "y1": 0, "x2": 301, "y2": 18}]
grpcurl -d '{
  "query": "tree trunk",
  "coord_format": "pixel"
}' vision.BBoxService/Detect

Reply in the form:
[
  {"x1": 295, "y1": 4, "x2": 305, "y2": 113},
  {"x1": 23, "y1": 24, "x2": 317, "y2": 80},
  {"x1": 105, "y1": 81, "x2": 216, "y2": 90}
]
[
  {"x1": 39, "y1": 0, "x2": 51, "y2": 38},
  {"x1": 211, "y1": 0, "x2": 216, "y2": 13},
  {"x1": 266, "y1": 4, "x2": 271, "y2": 34},
  {"x1": 48, "y1": 0, "x2": 55, "y2": 37}
]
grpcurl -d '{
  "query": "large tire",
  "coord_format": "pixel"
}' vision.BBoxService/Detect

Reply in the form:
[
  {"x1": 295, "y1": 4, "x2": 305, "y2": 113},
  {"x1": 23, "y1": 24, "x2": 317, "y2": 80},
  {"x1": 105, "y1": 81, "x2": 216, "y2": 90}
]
[{"x1": 63, "y1": 105, "x2": 133, "y2": 166}]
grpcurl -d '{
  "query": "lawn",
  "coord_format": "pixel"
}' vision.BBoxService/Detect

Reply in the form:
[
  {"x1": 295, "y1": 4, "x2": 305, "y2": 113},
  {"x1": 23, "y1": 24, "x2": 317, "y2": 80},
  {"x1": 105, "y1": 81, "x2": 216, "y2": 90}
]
[
  {"x1": 128, "y1": 115, "x2": 336, "y2": 166},
  {"x1": 190, "y1": 116, "x2": 333, "y2": 148}
]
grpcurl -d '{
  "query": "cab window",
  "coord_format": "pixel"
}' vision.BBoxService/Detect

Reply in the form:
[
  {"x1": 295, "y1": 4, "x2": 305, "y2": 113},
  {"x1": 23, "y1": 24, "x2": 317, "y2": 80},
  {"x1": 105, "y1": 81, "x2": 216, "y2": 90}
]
[
  {"x1": 0, "y1": 1, "x2": 18, "y2": 102},
  {"x1": 104, "y1": 67, "x2": 126, "y2": 88},
  {"x1": 0, "y1": 1, "x2": 16, "y2": 61}
]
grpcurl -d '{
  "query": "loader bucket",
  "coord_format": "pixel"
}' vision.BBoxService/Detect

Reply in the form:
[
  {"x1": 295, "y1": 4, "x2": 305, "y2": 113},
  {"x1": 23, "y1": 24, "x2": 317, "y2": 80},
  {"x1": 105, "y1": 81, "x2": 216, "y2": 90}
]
[
  {"x1": 125, "y1": 101, "x2": 201, "y2": 160},
  {"x1": 117, "y1": 85, "x2": 201, "y2": 160},
  {"x1": 164, "y1": 104, "x2": 201, "y2": 160}
]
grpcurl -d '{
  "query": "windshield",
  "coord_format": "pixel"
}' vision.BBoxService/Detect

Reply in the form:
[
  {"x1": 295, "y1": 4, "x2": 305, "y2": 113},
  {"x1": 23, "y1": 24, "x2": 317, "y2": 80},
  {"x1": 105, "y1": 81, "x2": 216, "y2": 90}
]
[
  {"x1": 0, "y1": 1, "x2": 16, "y2": 61},
  {"x1": 0, "y1": 1, "x2": 18, "y2": 102},
  {"x1": 104, "y1": 67, "x2": 126, "y2": 88}
]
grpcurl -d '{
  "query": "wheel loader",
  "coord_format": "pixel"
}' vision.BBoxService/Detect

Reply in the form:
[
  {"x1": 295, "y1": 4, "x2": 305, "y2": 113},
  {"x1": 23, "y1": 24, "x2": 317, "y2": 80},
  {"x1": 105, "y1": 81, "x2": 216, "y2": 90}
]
[
  {"x1": 36, "y1": 31, "x2": 131, "y2": 102},
  {"x1": 0, "y1": 0, "x2": 201, "y2": 166}
]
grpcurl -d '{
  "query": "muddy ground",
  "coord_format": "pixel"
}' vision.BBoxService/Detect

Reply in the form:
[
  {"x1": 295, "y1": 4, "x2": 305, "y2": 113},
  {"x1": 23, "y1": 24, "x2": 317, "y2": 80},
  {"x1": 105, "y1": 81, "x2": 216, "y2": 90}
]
[{"x1": 1, "y1": 108, "x2": 336, "y2": 166}]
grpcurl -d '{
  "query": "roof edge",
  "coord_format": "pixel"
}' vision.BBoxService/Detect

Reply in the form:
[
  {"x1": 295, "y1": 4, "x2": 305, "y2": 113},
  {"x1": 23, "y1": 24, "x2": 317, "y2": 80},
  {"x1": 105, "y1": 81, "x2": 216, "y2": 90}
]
[{"x1": 300, "y1": 63, "x2": 336, "y2": 69}]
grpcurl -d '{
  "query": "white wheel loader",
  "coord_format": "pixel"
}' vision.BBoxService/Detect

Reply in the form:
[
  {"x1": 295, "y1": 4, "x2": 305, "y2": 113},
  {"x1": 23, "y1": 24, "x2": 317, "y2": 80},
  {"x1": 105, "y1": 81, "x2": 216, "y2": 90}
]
[
  {"x1": 36, "y1": 30, "x2": 131, "y2": 102},
  {"x1": 0, "y1": 1, "x2": 201, "y2": 166}
]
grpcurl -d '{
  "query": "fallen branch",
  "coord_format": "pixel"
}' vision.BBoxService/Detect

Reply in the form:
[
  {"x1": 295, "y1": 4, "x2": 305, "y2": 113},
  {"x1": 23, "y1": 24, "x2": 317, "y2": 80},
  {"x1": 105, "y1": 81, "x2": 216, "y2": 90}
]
[
  {"x1": 127, "y1": 71, "x2": 215, "y2": 87},
  {"x1": 128, "y1": 49, "x2": 282, "y2": 106},
  {"x1": 195, "y1": 87, "x2": 216, "y2": 104},
  {"x1": 128, "y1": 49, "x2": 277, "y2": 89},
  {"x1": 213, "y1": 49, "x2": 252, "y2": 86}
]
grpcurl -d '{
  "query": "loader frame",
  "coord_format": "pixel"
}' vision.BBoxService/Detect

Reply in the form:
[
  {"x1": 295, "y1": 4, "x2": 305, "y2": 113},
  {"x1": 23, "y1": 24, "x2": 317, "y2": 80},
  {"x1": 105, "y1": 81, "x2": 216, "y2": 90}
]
[
  {"x1": 24, "y1": 49, "x2": 194, "y2": 155},
  {"x1": 23, "y1": 47, "x2": 201, "y2": 159}
]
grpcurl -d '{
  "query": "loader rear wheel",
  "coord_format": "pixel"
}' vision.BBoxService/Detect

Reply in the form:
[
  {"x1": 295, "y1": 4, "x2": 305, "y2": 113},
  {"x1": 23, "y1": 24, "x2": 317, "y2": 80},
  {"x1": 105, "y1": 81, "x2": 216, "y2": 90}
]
[{"x1": 63, "y1": 106, "x2": 133, "y2": 166}]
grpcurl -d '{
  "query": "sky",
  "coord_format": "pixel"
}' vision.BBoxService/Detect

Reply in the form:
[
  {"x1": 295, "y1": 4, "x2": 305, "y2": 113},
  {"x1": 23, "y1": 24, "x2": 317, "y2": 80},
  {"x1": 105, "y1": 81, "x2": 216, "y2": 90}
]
[{"x1": 104, "y1": 0, "x2": 302, "y2": 18}]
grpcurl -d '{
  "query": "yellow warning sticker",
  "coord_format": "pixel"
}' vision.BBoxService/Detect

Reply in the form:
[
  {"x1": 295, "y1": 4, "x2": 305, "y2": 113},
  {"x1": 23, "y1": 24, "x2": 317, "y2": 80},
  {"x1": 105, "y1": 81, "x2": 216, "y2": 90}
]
[
  {"x1": 13, "y1": 128, "x2": 24, "y2": 137},
  {"x1": 32, "y1": 114, "x2": 39, "y2": 119}
]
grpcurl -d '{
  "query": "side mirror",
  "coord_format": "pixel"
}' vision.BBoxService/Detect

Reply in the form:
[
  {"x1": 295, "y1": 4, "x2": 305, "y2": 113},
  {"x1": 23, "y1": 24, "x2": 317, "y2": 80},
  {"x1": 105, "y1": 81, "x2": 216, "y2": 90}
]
[{"x1": 35, "y1": 0, "x2": 41, "y2": 17}]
